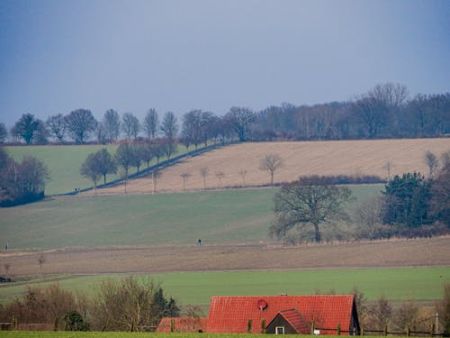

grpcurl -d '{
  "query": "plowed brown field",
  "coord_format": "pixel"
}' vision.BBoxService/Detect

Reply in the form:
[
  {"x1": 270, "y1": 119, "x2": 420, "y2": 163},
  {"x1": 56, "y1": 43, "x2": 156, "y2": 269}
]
[
  {"x1": 2, "y1": 236, "x2": 450, "y2": 276},
  {"x1": 92, "y1": 138, "x2": 450, "y2": 195}
]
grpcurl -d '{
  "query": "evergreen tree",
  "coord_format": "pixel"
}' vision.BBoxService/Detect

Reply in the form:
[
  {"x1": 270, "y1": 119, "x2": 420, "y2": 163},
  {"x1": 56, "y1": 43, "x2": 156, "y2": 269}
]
[{"x1": 382, "y1": 172, "x2": 432, "y2": 227}]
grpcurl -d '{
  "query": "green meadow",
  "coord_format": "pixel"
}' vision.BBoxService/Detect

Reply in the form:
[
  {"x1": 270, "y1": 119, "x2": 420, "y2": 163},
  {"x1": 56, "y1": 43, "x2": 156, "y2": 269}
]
[
  {"x1": 1, "y1": 267, "x2": 449, "y2": 306},
  {"x1": 0, "y1": 185, "x2": 381, "y2": 250},
  {"x1": 6, "y1": 145, "x2": 119, "y2": 195},
  {"x1": 5, "y1": 144, "x2": 189, "y2": 195}
]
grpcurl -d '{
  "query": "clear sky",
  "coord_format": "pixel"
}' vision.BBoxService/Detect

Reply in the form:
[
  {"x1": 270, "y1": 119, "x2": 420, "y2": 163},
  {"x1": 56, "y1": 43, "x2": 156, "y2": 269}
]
[{"x1": 0, "y1": 0, "x2": 449, "y2": 125}]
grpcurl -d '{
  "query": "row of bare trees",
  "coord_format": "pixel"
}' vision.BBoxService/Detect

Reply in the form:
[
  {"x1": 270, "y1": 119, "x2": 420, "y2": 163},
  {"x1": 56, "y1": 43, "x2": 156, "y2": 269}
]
[
  {"x1": 80, "y1": 140, "x2": 174, "y2": 191},
  {"x1": 177, "y1": 154, "x2": 283, "y2": 191},
  {"x1": 0, "y1": 277, "x2": 180, "y2": 332},
  {"x1": 254, "y1": 84, "x2": 450, "y2": 140},
  {"x1": 2, "y1": 83, "x2": 449, "y2": 145},
  {"x1": 3, "y1": 109, "x2": 177, "y2": 145}
]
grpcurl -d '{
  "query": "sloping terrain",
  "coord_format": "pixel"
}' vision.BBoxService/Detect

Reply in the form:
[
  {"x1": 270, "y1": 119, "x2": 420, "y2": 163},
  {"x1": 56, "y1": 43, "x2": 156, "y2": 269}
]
[
  {"x1": 0, "y1": 185, "x2": 379, "y2": 250},
  {"x1": 93, "y1": 138, "x2": 450, "y2": 194}
]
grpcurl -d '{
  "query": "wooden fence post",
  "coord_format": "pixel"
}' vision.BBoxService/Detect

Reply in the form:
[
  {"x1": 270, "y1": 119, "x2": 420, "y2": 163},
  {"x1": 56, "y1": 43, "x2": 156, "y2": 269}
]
[
  {"x1": 361, "y1": 327, "x2": 364, "y2": 336},
  {"x1": 170, "y1": 319, "x2": 175, "y2": 333},
  {"x1": 337, "y1": 323, "x2": 341, "y2": 336},
  {"x1": 311, "y1": 320, "x2": 315, "y2": 335},
  {"x1": 383, "y1": 325, "x2": 388, "y2": 336},
  {"x1": 406, "y1": 326, "x2": 410, "y2": 337}
]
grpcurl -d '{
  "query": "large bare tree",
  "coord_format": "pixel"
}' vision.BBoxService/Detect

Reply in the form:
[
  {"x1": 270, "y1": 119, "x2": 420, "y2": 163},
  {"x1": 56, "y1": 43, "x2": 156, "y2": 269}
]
[
  {"x1": 46, "y1": 114, "x2": 66, "y2": 143},
  {"x1": 65, "y1": 109, "x2": 97, "y2": 144},
  {"x1": 271, "y1": 177, "x2": 352, "y2": 243}
]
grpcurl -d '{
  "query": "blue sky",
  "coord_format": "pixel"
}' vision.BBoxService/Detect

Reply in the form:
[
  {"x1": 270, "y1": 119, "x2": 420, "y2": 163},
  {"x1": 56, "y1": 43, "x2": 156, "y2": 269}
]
[{"x1": 0, "y1": 0, "x2": 449, "y2": 125}]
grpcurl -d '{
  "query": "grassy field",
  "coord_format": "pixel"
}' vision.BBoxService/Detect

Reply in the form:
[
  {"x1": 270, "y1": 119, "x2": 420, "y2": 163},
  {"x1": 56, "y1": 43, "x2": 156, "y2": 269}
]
[
  {"x1": 0, "y1": 185, "x2": 380, "y2": 250},
  {"x1": 5, "y1": 144, "x2": 189, "y2": 195},
  {"x1": 1, "y1": 266, "x2": 449, "y2": 306},
  {"x1": 6, "y1": 145, "x2": 118, "y2": 195},
  {"x1": 96, "y1": 138, "x2": 450, "y2": 194}
]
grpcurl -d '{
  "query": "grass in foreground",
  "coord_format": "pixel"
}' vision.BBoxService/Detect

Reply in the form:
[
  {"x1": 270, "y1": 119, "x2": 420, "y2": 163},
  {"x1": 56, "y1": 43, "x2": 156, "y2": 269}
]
[
  {"x1": 1, "y1": 266, "x2": 448, "y2": 306},
  {"x1": 0, "y1": 185, "x2": 381, "y2": 249},
  {"x1": 0, "y1": 332, "x2": 334, "y2": 338}
]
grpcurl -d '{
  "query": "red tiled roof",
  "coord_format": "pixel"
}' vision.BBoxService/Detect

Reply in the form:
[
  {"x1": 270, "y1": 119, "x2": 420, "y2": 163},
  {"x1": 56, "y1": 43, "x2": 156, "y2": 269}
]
[
  {"x1": 275, "y1": 308, "x2": 309, "y2": 334},
  {"x1": 156, "y1": 317, "x2": 207, "y2": 333},
  {"x1": 206, "y1": 295, "x2": 354, "y2": 334}
]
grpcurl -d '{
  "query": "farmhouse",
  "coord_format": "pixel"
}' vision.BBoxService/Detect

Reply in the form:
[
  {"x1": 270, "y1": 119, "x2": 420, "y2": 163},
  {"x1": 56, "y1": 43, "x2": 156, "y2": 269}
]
[{"x1": 158, "y1": 294, "x2": 360, "y2": 335}]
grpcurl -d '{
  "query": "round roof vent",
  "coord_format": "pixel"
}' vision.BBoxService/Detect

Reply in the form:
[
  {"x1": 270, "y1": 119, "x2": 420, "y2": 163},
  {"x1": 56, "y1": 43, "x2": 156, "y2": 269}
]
[{"x1": 257, "y1": 299, "x2": 268, "y2": 311}]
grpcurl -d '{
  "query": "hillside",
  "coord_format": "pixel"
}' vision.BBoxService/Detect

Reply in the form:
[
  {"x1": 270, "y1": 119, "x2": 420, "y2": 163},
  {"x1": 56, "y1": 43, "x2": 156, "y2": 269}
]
[
  {"x1": 5, "y1": 144, "x2": 188, "y2": 195},
  {"x1": 0, "y1": 185, "x2": 379, "y2": 250},
  {"x1": 93, "y1": 138, "x2": 450, "y2": 195},
  {"x1": 6, "y1": 145, "x2": 119, "y2": 195}
]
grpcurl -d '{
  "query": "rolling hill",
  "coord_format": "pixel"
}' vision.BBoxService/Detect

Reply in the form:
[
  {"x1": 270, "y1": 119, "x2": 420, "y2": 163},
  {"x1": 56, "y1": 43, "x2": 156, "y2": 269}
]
[{"x1": 92, "y1": 138, "x2": 450, "y2": 195}]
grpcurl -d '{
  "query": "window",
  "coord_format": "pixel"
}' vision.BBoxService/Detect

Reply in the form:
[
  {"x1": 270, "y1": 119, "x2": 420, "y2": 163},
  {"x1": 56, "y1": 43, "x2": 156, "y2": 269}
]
[{"x1": 275, "y1": 326, "x2": 285, "y2": 335}]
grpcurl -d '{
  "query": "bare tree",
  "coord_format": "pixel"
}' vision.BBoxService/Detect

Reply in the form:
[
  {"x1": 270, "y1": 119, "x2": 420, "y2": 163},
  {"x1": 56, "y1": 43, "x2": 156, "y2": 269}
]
[
  {"x1": 115, "y1": 143, "x2": 134, "y2": 193},
  {"x1": 11, "y1": 114, "x2": 41, "y2": 144},
  {"x1": 224, "y1": 106, "x2": 255, "y2": 141},
  {"x1": 270, "y1": 177, "x2": 352, "y2": 243},
  {"x1": 143, "y1": 108, "x2": 159, "y2": 139},
  {"x1": 96, "y1": 122, "x2": 107, "y2": 144},
  {"x1": 103, "y1": 109, "x2": 121, "y2": 142},
  {"x1": 180, "y1": 172, "x2": 191, "y2": 191},
  {"x1": 355, "y1": 196, "x2": 383, "y2": 228},
  {"x1": 425, "y1": 151, "x2": 439, "y2": 178},
  {"x1": 161, "y1": 111, "x2": 178, "y2": 141},
  {"x1": 46, "y1": 114, "x2": 66, "y2": 143},
  {"x1": 368, "y1": 296, "x2": 392, "y2": 331},
  {"x1": 259, "y1": 154, "x2": 283, "y2": 185},
  {"x1": 199, "y1": 167, "x2": 209, "y2": 190},
  {"x1": 95, "y1": 148, "x2": 117, "y2": 184},
  {"x1": 393, "y1": 301, "x2": 419, "y2": 332},
  {"x1": 80, "y1": 153, "x2": 101, "y2": 191},
  {"x1": 239, "y1": 169, "x2": 248, "y2": 186},
  {"x1": 215, "y1": 171, "x2": 225, "y2": 187},
  {"x1": 122, "y1": 113, "x2": 141, "y2": 140},
  {"x1": 65, "y1": 109, "x2": 97, "y2": 144},
  {"x1": 353, "y1": 83, "x2": 408, "y2": 138}
]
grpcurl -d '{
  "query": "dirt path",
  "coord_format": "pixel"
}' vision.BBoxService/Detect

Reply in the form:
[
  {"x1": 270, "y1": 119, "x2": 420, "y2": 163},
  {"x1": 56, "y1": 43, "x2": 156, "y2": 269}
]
[{"x1": 2, "y1": 236, "x2": 449, "y2": 276}]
